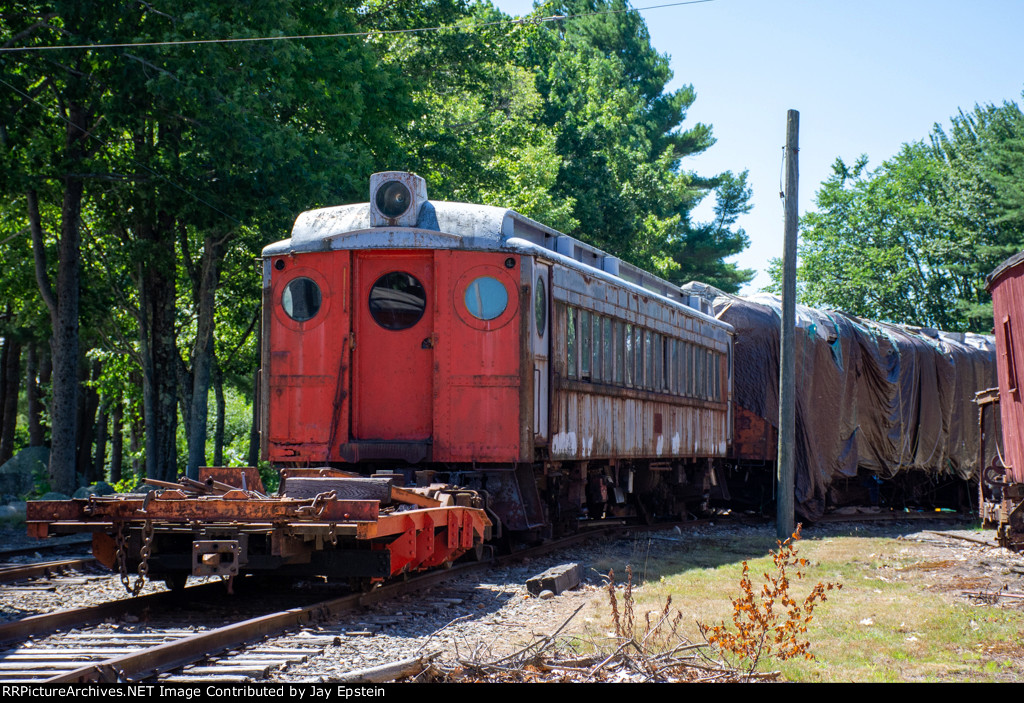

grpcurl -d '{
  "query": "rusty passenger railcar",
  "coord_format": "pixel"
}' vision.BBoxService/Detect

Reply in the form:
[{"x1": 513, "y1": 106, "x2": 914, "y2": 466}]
[{"x1": 263, "y1": 172, "x2": 733, "y2": 537}]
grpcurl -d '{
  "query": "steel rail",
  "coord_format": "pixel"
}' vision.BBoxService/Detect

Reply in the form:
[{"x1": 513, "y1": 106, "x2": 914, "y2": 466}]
[
  {"x1": 0, "y1": 558, "x2": 95, "y2": 583},
  {"x1": 0, "y1": 582, "x2": 226, "y2": 646}
]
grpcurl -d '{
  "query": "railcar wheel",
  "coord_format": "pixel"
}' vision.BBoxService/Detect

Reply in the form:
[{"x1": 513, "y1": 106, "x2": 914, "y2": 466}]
[
  {"x1": 471, "y1": 539, "x2": 486, "y2": 562},
  {"x1": 349, "y1": 577, "x2": 373, "y2": 592},
  {"x1": 164, "y1": 572, "x2": 189, "y2": 592}
]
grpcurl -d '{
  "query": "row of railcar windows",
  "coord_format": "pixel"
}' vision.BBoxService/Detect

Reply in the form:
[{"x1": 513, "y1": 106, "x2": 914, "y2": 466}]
[{"x1": 563, "y1": 305, "x2": 723, "y2": 401}]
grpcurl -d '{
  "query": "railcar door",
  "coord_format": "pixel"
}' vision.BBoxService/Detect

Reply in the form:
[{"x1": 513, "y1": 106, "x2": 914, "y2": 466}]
[
  {"x1": 532, "y1": 261, "x2": 551, "y2": 443},
  {"x1": 352, "y1": 252, "x2": 434, "y2": 441}
]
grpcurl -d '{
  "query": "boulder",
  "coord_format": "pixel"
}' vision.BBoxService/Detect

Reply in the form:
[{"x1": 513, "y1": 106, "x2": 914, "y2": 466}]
[{"x1": 0, "y1": 446, "x2": 49, "y2": 498}]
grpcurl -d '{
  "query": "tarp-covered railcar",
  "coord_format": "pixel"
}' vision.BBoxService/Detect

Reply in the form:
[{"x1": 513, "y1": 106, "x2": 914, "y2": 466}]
[{"x1": 683, "y1": 283, "x2": 997, "y2": 519}]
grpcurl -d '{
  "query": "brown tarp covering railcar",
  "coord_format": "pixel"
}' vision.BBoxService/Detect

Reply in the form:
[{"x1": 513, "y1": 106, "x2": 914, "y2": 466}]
[{"x1": 682, "y1": 283, "x2": 997, "y2": 519}]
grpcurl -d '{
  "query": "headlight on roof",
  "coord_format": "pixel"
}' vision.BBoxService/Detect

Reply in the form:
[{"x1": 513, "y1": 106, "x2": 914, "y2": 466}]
[{"x1": 369, "y1": 171, "x2": 427, "y2": 227}]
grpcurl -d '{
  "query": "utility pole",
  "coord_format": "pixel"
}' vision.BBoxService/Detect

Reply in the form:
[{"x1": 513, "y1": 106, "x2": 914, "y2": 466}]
[{"x1": 777, "y1": 109, "x2": 799, "y2": 541}]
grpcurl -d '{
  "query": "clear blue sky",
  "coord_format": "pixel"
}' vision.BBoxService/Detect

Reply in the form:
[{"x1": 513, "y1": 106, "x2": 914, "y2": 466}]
[{"x1": 491, "y1": 0, "x2": 1024, "y2": 292}]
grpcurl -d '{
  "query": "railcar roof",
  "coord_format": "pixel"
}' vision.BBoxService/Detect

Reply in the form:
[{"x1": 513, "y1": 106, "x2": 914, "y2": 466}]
[
  {"x1": 988, "y1": 249, "x2": 1024, "y2": 290},
  {"x1": 265, "y1": 200, "x2": 730, "y2": 329}
]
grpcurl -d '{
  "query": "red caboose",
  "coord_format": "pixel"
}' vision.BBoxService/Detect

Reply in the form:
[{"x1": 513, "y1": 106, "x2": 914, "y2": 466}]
[{"x1": 985, "y1": 251, "x2": 1024, "y2": 548}]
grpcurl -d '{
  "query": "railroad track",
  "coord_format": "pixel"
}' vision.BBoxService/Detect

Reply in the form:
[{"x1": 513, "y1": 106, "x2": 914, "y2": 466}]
[{"x1": 0, "y1": 521, "x2": 639, "y2": 683}]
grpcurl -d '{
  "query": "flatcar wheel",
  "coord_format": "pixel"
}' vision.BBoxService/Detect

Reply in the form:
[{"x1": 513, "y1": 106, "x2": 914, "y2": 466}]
[
  {"x1": 471, "y1": 539, "x2": 486, "y2": 562},
  {"x1": 349, "y1": 577, "x2": 372, "y2": 592},
  {"x1": 164, "y1": 572, "x2": 189, "y2": 592}
]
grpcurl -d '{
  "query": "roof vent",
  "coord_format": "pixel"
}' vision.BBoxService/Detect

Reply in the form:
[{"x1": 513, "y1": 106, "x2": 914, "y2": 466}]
[{"x1": 369, "y1": 171, "x2": 428, "y2": 227}]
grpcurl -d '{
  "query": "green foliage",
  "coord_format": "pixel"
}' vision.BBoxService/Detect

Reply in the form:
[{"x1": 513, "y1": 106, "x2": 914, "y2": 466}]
[
  {"x1": 0, "y1": 0, "x2": 752, "y2": 475},
  {"x1": 532, "y1": 1, "x2": 753, "y2": 291},
  {"x1": 774, "y1": 99, "x2": 1024, "y2": 332}
]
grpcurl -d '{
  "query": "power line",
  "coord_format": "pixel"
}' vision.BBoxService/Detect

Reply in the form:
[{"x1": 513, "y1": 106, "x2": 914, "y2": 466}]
[
  {"x1": 0, "y1": 76, "x2": 241, "y2": 226},
  {"x1": 0, "y1": 0, "x2": 715, "y2": 53}
]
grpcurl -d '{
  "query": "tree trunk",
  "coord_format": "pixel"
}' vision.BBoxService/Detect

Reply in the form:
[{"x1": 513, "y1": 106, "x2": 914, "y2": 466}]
[
  {"x1": 109, "y1": 399, "x2": 123, "y2": 485},
  {"x1": 0, "y1": 336, "x2": 21, "y2": 465},
  {"x1": 93, "y1": 395, "x2": 109, "y2": 484},
  {"x1": 247, "y1": 366, "x2": 262, "y2": 470},
  {"x1": 28, "y1": 109, "x2": 85, "y2": 493},
  {"x1": 213, "y1": 358, "x2": 226, "y2": 467},
  {"x1": 77, "y1": 359, "x2": 100, "y2": 484},
  {"x1": 186, "y1": 235, "x2": 221, "y2": 479},
  {"x1": 139, "y1": 231, "x2": 180, "y2": 482},
  {"x1": 26, "y1": 342, "x2": 45, "y2": 447},
  {"x1": 128, "y1": 413, "x2": 141, "y2": 479},
  {"x1": 0, "y1": 323, "x2": 9, "y2": 450}
]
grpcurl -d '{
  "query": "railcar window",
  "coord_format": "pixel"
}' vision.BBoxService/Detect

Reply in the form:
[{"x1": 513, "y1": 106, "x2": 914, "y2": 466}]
[
  {"x1": 680, "y1": 341, "x2": 688, "y2": 396},
  {"x1": 624, "y1": 323, "x2": 634, "y2": 386},
  {"x1": 714, "y1": 351, "x2": 722, "y2": 400},
  {"x1": 370, "y1": 271, "x2": 427, "y2": 330},
  {"x1": 635, "y1": 327, "x2": 644, "y2": 388},
  {"x1": 535, "y1": 276, "x2": 547, "y2": 336},
  {"x1": 593, "y1": 315, "x2": 603, "y2": 382},
  {"x1": 695, "y1": 345, "x2": 704, "y2": 398},
  {"x1": 654, "y1": 333, "x2": 663, "y2": 391},
  {"x1": 464, "y1": 276, "x2": 508, "y2": 321},
  {"x1": 665, "y1": 338, "x2": 674, "y2": 393},
  {"x1": 581, "y1": 310, "x2": 592, "y2": 378},
  {"x1": 598, "y1": 319, "x2": 606, "y2": 384},
  {"x1": 282, "y1": 277, "x2": 322, "y2": 322},
  {"x1": 567, "y1": 307, "x2": 577, "y2": 379},
  {"x1": 614, "y1": 322, "x2": 624, "y2": 384},
  {"x1": 707, "y1": 349, "x2": 715, "y2": 399},
  {"x1": 644, "y1": 330, "x2": 654, "y2": 389}
]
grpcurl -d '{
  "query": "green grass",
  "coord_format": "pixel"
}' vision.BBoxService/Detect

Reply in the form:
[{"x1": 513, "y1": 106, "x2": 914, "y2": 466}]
[{"x1": 574, "y1": 527, "x2": 1024, "y2": 682}]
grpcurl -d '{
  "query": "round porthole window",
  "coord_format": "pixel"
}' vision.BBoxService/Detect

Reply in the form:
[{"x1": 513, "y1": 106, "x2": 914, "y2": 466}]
[
  {"x1": 464, "y1": 276, "x2": 508, "y2": 321},
  {"x1": 282, "y1": 277, "x2": 322, "y2": 322},
  {"x1": 369, "y1": 271, "x2": 427, "y2": 330},
  {"x1": 535, "y1": 276, "x2": 547, "y2": 336}
]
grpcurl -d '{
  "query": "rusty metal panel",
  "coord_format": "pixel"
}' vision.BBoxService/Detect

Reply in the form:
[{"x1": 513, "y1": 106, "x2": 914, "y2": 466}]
[
  {"x1": 352, "y1": 251, "x2": 433, "y2": 441},
  {"x1": 266, "y1": 250, "x2": 350, "y2": 463},
  {"x1": 26, "y1": 497, "x2": 380, "y2": 523},
  {"x1": 432, "y1": 250, "x2": 522, "y2": 462},
  {"x1": 199, "y1": 467, "x2": 265, "y2": 494},
  {"x1": 549, "y1": 382, "x2": 729, "y2": 461},
  {"x1": 733, "y1": 407, "x2": 778, "y2": 462}
]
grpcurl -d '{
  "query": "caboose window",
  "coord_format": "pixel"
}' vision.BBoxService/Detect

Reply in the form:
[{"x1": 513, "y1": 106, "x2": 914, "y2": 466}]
[
  {"x1": 282, "y1": 277, "x2": 322, "y2": 322},
  {"x1": 369, "y1": 271, "x2": 427, "y2": 330},
  {"x1": 464, "y1": 276, "x2": 508, "y2": 321}
]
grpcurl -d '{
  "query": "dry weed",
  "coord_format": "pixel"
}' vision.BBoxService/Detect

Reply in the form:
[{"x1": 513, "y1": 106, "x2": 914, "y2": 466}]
[{"x1": 697, "y1": 524, "x2": 842, "y2": 671}]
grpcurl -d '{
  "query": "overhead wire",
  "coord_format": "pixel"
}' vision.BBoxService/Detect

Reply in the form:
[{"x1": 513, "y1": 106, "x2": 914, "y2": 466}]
[{"x1": 0, "y1": 0, "x2": 715, "y2": 53}]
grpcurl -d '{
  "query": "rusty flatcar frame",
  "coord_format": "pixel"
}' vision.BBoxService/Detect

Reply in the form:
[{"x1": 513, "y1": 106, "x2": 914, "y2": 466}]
[{"x1": 26, "y1": 467, "x2": 490, "y2": 584}]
